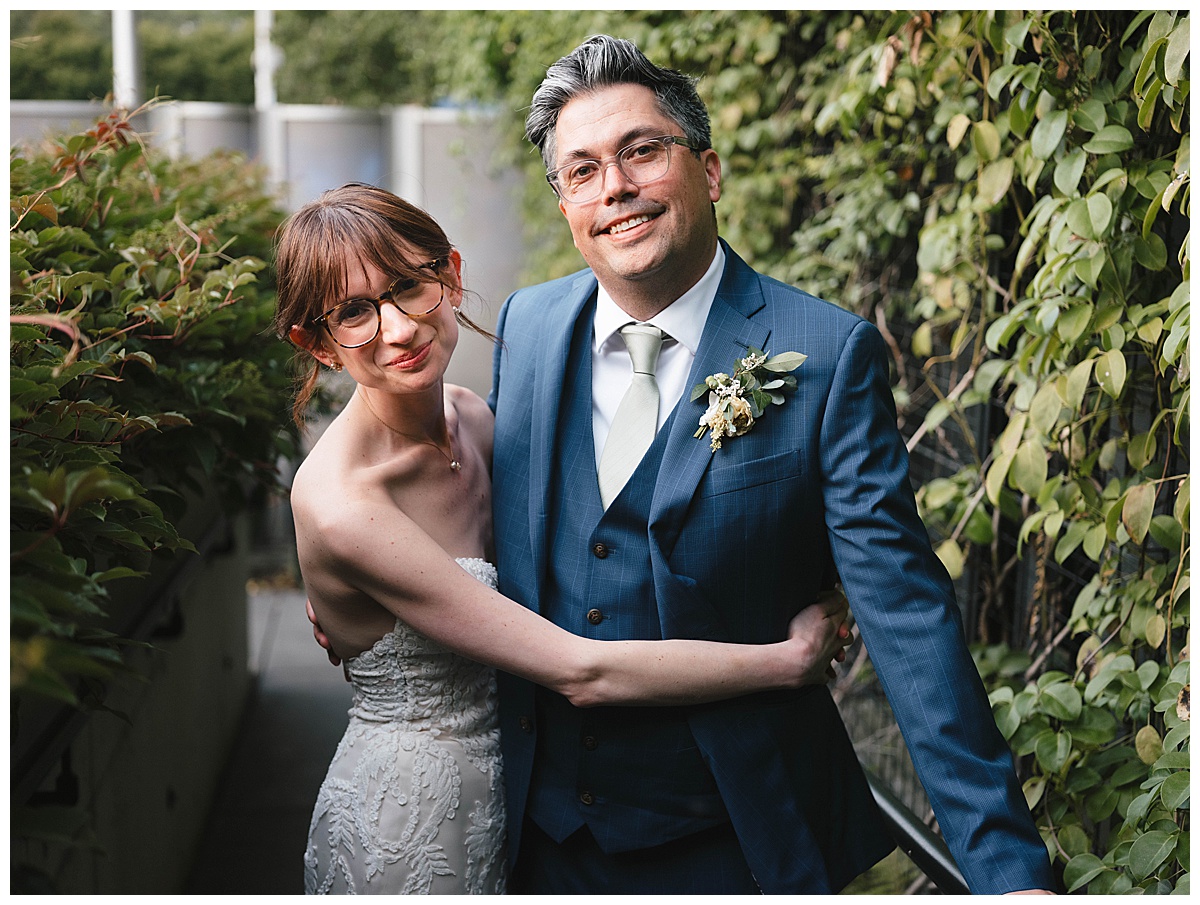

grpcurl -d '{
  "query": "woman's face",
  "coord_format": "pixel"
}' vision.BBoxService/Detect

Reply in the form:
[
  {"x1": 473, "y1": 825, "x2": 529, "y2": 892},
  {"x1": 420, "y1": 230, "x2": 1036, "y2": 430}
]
[{"x1": 298, "y1": 250, "x2": 462, "y2": 397}]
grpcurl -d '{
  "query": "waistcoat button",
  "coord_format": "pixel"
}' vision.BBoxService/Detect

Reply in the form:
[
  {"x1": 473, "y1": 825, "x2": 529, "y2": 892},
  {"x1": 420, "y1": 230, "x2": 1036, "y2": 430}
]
[
  {"x1": 592, "y1": 543, "x2": 608, "y2": 559},
  {"x1": 519, "y1": 716, "x2": 533, "y2": 732},
  {"x1": 579, "y1": 791, "x2": 595, "y2": 806},
  {"x1": 586, "y1": 608, "x2": 603, "y2": 625},
  {"x1": 583, "y1": 735, "x2": 598, "y2": 750}
]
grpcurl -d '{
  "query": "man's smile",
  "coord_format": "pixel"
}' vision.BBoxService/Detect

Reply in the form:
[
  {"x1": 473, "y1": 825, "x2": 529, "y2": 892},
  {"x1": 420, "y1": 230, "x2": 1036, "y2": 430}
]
[{"x1": 607, "y1": 213, "x2": 656, "y2": 235}]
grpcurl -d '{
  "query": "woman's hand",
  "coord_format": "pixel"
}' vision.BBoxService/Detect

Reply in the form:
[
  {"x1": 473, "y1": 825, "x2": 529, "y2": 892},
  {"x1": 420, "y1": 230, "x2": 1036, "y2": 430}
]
[
  {"x1": 784, "y1": 588, "x2": 854, "y2": 685},
  {"x1": 306, "y1": 598, "x2": 351, "y2": 681}
]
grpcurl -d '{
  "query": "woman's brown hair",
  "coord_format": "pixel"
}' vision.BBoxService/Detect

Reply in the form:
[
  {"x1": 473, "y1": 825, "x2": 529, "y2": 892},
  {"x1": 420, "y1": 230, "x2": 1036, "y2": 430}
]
[{"x1": 274, "y1": 183, "x2": 492, "y2": 426}]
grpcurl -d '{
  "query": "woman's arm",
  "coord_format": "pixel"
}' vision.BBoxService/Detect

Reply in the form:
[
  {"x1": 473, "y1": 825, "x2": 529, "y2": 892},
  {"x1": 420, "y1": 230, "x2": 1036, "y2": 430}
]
[{"x1": 302, "y1": 498, "x2": 850, "y2": 708}]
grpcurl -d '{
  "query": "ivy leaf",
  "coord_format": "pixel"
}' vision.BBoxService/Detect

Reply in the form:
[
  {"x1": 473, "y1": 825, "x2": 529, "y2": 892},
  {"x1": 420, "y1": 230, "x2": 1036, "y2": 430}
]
[
  {"x1": 1145, "y1": 614, "x2": 1167, "y2": 649},
  {"x1": 1029, "y1": 382, "x2": 1063, "y2": 434},
  {"x1": 1055, "y1": 519, "x2": 1089, "y2": 564},
  {"x1": 1164, "y1": 20, "x2": 1190, "y2": 82},
  {"x1": 1031, "y1": 109, "x2": 1068, "y2": 159},
  {"x1": 1127, "y1": 830, "x2": 1176, "y2": 881},
  {"x1": 1122, "y1": 483, "x2": 1157, "y2": 544},
  {"x1": 1083, "y1": 125, "x2": 1135, "y2": 154},
  {"x1": 935, "y1": 538, "x2": 964, "y2": 579},
  {"x1": 1041, "y1": 682, "x2": 1083, "y2": 720},
  {"x1": 1159, "y1": 771, "x2": 1190, "y2": 810},
  {"x1": 1083, "y1": 523, "x2": 1108, "y2": 561},
  {"x1": 1136, "y1": 725, "x2": 1165, "y2": 764},
  {"x1": 1064, "y1": 853, "x2": 1108, "y2": 893},
  {"x1": 1010, "y1": 441, "x2": 1048, "y2": 496},
  {"x1": 1034, "y1": 728, "x2": 1072, "y2": 772},
  {"x1": 1074, "y1": 98, "x2": 1107, "y2": 133},
  {"x1": 1065, "y1": 359, "x2": 1094, "y2": 410},
  {"x1": 1053, "y1": 148, "x2": 1087, "y2": 195},
  {"x1": 1096, "y1": 349, "x2": 1127, "y2": 398},
  {"x1": 972, "y1": 120, "x2": 1002, "y2": 161},
  {"x1": 1134, "y1": 233, "x2": 1168, "y2": 270},
  {"x1": 946, "y1": 113, "x2": 971, "y2": 150},
  {"x1": 978, "y1": 158, "x2": 1014, "y2": 207}
]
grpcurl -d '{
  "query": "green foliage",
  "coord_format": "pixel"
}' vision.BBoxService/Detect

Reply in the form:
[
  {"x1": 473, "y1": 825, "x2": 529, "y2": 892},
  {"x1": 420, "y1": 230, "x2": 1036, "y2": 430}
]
[
  {"x1": 10, "y1": 10, "x2": 113, "y2": 101},
  {"x1": 853, "y1": 11, "x2": 1188, "y2": 892},
  {"x1": 272, "y1": 10, "x2": 448, "y2": 106},
  {"x1": 10, "y1": 105, "x2": 297, "y2": 708},
  {"x1": 10, "y1": 10, "x2": 255, "y2": 104},
  {"x1": 137, "y1": 11, "x2": 255, "y2": 104}
]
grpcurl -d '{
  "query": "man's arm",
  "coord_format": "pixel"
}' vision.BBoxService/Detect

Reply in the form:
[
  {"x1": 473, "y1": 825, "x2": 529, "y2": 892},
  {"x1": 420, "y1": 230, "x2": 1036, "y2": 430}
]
[{"x1": 818, "y1": 320, "x2": 1055, "y2": 893}]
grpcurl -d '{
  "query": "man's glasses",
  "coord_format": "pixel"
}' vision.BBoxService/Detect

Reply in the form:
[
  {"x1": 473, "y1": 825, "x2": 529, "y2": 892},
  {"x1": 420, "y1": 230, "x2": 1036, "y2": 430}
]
[
  {"x1": 547, "y1": 135, "x2": 695, "y2": 204},
  {"x1": 311, "y1": 258, "x2": 447, "y2": 349}
]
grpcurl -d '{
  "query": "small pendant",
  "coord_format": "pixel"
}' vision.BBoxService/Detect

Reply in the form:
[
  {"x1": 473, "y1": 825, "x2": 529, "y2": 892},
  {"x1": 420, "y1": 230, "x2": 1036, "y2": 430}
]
[{"x1": 450, "y1": 460, "x2": 462, "y2": 471}]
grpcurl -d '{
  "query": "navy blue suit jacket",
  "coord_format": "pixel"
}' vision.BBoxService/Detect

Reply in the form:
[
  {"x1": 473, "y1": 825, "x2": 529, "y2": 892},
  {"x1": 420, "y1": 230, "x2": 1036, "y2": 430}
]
[{"x1": 487, "y1": 242, "x2": 1053, "y2": 892}]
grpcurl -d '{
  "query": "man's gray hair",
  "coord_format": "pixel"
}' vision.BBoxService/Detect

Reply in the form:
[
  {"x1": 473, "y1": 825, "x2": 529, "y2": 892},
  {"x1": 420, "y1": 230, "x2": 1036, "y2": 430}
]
[{"x1": 525, "y1": 34, "x2": 712, "y2": 171}]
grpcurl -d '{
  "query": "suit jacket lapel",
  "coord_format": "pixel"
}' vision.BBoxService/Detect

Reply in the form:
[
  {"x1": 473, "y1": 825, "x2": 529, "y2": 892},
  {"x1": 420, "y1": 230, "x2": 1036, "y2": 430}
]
[
  {"x1": 650, "y1": 245, "x2": 772, "y2": 548},
  {"x1": 527, "y1": 271, "x2": 597, "y2": 599}
]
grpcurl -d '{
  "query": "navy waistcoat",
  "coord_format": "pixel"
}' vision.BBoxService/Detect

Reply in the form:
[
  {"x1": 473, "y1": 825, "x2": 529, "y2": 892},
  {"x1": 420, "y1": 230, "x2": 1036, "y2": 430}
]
[{"x1": 524, "y1": 304, "x2": 729, "y2": 854}]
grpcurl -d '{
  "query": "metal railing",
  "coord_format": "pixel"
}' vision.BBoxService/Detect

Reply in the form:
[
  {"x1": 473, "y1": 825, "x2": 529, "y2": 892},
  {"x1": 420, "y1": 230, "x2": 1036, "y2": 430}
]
[{"x1": 864, "y1": 766, "x2": 969, "y2": 895}]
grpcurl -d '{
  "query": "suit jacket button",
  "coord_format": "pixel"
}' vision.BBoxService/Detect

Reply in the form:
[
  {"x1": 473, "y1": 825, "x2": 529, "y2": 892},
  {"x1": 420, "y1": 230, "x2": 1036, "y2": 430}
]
[
  {"x1": 586, "y1": 608, "x2": 603, "y2": 625},
  {"x1": 583, "y1": 735, "x2": 598, "y2": 750},
  {"x1": 579, "y1": 791, "x2": 595, "y2": 806},
  {"x1": 519, "y1": 716, "x2": 533, "y2": 732},
  {"x1": 592, "y1": 543, "x2": 609, "y2": 559}
]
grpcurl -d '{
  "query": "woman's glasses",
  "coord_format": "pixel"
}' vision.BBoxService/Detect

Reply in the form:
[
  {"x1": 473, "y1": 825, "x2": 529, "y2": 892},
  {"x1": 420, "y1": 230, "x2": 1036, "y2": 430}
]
[{"x1": 311, "y1": 258, "x2": 447, "y2": 349}]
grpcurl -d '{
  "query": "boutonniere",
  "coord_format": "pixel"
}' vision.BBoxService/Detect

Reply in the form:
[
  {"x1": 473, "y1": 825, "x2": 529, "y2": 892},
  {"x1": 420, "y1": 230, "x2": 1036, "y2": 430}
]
[{"x1": 690, "y1": 347, "x2": 807, "y2": 450}]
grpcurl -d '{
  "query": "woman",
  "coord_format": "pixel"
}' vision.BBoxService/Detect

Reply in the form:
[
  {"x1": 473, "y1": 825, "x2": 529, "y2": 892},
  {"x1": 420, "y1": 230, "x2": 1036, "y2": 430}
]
[{"x1": 275, "y1": 184, "x2": 850, "y2": 895}]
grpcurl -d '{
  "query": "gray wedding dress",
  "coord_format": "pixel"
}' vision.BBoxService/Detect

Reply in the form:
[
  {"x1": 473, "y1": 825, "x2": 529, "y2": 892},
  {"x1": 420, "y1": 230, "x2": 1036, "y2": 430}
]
[{"x1": 304, "y1": 558, "x2": 507, "y2": 894}]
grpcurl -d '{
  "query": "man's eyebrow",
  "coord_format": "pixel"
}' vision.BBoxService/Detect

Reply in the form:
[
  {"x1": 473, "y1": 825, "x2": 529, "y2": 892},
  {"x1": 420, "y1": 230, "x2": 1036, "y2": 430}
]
[{"x1": 559, "y1": 127, "x2": 663, "y2": 162}]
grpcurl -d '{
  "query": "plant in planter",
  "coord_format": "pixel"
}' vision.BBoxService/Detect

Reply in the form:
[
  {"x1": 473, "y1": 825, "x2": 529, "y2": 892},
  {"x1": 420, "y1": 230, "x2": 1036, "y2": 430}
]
[{"x1": 10, "y1": 105, "x2": 299, "y2": 883}]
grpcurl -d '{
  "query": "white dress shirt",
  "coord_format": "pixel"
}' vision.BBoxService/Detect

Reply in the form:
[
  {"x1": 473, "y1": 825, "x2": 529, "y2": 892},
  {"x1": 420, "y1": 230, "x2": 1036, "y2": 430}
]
[{"x1": 591, "y1": 245, "x2": 725, "y2": 465}]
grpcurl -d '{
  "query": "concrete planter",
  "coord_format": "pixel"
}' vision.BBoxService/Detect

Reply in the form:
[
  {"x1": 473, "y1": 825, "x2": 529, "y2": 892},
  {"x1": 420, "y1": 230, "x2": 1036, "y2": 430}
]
[{"x1": 12, "y1": 503, "x2": 254, "y2": 894}]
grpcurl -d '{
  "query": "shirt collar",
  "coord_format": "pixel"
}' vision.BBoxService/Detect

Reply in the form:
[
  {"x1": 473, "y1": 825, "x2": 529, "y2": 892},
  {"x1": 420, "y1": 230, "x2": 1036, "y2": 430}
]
[{"x1": 593, "y1": 244, "x2": 725, "y2": 355}]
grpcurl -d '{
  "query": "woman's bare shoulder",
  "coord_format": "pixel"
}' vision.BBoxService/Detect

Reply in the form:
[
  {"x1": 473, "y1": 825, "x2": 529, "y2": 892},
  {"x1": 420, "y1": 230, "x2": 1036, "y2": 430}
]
[
  {"x1": 446, "y1": 384, "x2": 494, "y2": 453},
  {"x1": 446, "y1": 383, "x2": 491, "y2": 419}
]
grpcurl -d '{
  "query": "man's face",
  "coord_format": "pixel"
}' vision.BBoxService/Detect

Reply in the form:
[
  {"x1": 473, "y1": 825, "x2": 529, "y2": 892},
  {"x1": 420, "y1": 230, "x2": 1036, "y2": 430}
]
[{"x1": 551, "y1": 83, "x2": 722, "y2": 310}]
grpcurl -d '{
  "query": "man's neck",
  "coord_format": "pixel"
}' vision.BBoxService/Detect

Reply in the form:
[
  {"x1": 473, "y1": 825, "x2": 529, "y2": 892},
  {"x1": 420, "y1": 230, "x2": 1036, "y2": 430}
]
[{"x1": 599, "y1": 246, "x2": 721, "y2": 322}]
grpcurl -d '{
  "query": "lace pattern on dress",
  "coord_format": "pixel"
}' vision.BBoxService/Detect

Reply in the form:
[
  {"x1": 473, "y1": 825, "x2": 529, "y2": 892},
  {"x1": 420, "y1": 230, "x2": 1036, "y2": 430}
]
[{"x1": 304, "y1": 558, "x2": 506, "y2": 894}]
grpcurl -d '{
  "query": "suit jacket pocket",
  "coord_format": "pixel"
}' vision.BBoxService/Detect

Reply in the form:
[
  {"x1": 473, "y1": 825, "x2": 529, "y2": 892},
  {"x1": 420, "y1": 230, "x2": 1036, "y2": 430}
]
[{"x1": 701, "y1": 447, "x2": 805, "y2": 498}]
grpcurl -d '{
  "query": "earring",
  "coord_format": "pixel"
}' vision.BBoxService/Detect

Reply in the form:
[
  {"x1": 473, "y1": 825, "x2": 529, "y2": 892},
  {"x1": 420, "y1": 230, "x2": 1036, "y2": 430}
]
[
  {"x1": 329, "y1": 361, "x2": 343, "y2": 372},
  {"x1": 452, "y1": 306, "x2": 460, "y2": 313}
]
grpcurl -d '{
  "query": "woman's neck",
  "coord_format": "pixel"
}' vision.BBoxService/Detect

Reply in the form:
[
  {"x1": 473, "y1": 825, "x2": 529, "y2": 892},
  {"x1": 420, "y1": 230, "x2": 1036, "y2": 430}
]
[{"x1": 355, "y1": 383, "x2": 448, "y2": 443}]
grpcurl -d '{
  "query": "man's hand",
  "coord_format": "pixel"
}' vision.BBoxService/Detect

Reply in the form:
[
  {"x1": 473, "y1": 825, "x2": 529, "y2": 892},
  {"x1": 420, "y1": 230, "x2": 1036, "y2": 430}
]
[
  {"x1": 785, "y1": 587, "x2": 854, "y2": 684},
  {"x1": 306, "y1": 598, "x2": 350, "y2": 681}
]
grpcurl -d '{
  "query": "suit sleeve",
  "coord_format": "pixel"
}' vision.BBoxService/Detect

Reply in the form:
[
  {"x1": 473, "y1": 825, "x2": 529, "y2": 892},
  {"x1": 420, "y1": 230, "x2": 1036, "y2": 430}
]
[
  {"x1": 487, "y1": 291, "x2": 516, "y2": 415},
  {"x1": 819, "y1": 321, "x2": 1054, "y2": 893}
]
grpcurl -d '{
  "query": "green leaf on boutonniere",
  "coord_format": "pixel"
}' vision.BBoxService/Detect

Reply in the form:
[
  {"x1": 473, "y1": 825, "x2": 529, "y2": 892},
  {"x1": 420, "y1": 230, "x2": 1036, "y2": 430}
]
[{"x1": 763, "y1": 351, "x2": 808, "y2": 372}]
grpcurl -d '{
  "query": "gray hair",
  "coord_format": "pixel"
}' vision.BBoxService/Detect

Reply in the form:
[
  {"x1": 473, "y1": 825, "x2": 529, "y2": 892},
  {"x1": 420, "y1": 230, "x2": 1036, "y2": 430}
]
[{"x1": 525, "y1": 34, "x2": 712, "y2": 171}]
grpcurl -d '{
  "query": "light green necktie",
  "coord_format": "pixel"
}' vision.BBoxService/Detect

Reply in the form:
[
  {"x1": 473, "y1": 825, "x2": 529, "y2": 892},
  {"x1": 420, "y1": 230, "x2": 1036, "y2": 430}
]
[{"x1": 598, "y1": 323, "x2": 664, "y2": 509}]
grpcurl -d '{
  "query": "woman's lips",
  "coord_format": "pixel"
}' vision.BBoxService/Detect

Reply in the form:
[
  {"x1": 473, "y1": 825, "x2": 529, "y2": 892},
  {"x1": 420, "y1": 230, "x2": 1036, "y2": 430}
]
[{"x1": 385, "y1": 341, "x2": 432, "y2": 370}]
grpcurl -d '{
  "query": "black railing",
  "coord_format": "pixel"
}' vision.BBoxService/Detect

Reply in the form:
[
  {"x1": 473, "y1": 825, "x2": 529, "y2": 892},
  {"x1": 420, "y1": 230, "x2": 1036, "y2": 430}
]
[{"x1": 864, "y1": 767, "x2": 969, "y2": 895}]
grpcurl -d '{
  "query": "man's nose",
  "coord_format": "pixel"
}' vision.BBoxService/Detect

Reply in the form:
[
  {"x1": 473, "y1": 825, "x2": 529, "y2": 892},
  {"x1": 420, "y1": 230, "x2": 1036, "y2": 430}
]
[
  {"x1": 378, "y1": 302, "x2": 419, "y2": 343},
  {"x1": 599, "y1": 160, "x2": 639, "y2": 203}
]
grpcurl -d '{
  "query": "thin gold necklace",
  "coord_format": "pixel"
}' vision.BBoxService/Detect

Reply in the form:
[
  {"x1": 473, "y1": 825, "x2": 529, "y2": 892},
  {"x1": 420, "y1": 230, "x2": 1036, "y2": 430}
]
[{"x1": 357, "y1": 388, "x2": 462, "y2": 472}]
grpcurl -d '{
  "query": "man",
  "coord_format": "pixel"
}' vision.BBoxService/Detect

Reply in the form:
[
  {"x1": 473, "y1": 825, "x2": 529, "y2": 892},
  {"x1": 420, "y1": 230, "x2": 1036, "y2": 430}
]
[{"x1": 486, "y1": 35, "x2": 1055, "y2": 893}]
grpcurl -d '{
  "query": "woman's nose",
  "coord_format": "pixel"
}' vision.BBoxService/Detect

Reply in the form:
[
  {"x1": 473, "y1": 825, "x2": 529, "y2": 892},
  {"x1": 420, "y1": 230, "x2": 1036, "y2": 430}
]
[{"x1": 377, "y1": 302, "x2": 419, "y2": 343}]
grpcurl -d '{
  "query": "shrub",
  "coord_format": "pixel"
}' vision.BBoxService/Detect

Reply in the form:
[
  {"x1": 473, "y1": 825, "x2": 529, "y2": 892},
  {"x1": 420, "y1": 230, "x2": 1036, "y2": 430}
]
[{"x1": 10, "y1": 105, "x2": 297, "y2": 709}]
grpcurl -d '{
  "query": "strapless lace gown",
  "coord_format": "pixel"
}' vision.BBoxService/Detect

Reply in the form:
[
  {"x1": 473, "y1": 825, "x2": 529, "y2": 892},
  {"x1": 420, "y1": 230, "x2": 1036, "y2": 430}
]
[{"x1": 304, "y1": 558, "x2": 507, "y2": 894}]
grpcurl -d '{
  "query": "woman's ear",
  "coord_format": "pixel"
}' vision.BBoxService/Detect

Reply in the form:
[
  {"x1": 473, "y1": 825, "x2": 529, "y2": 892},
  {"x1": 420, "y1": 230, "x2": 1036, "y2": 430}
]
[
  {"x1": 289, "y1": 325, "x2": 342, "y2": 370},
  {"x1": 447, "y1": 249, "x2": 464, "y2": 308}
]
